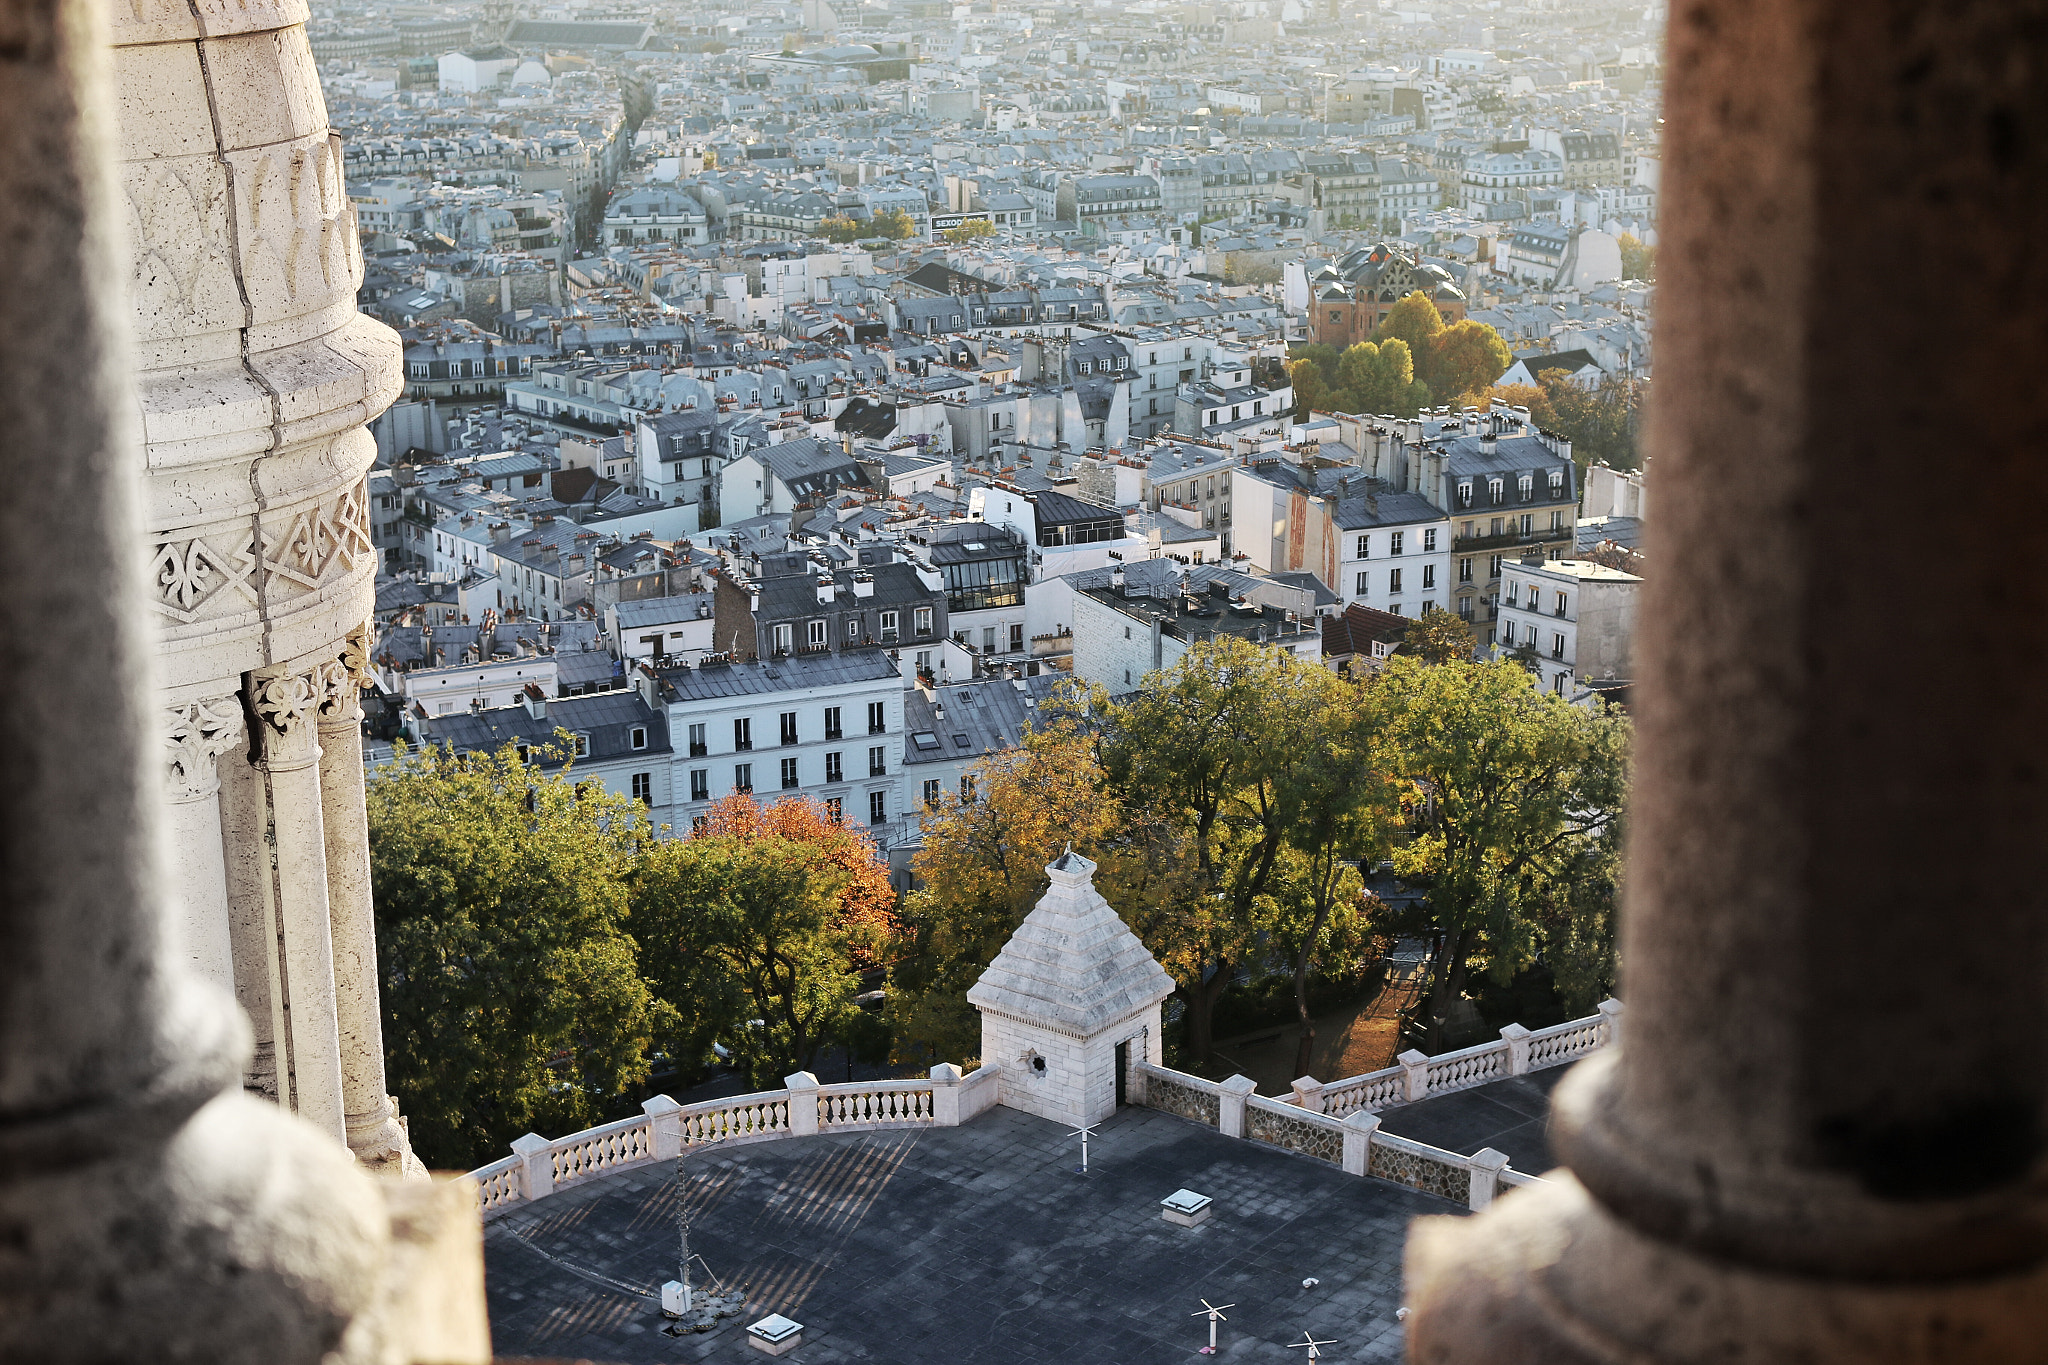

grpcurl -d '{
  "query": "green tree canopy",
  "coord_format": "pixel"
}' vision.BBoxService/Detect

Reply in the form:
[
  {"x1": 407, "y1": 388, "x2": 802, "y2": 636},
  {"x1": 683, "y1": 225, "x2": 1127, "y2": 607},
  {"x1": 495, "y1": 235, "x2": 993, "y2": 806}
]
[
  {"x1": 368, "y1": 739, "x2": 666, "y2": 1169},
  {"x1": 817, "y1": 214, "x2": 862, "y2": 243},
  {"x1": 1373, "y1": 291, "x2": 1446, "y2": 364},
  {"x1": 1404, "y1": 605, "x2": 1477, "y2": 664},
  {"x1": 1426, "y1": 319, "x2": 1513, "y2": 406},
  {"x1": 1373, "y1": 657, "x2": 1629, "y2": 1033},
  {"x1": 1098, "y1": 638, "x2": 1358, "y2": 1064},
  {"x1": 635, "y1": 832, "x2": 860, "y2": 1088},
  {"x1": 942, "y1": 218, "x2": 998, "y2": 244},
  {"x1": 1617, "y1": 232, "x2": 1656, "y2": 281},
  {"x1": 1535, "y1": 369, "x2": 1648, "y2": 471}
]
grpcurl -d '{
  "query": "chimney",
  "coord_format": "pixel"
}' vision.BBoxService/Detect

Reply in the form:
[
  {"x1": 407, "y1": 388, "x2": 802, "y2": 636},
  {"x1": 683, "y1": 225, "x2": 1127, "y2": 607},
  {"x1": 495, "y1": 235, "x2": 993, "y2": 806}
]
[
  {"x1": 816, "y1": 576, "x2": 836, "y2": 604},
  {"x1": 522, "y1": 684, "x2": 546, "y2": 720},
  {"x1": 851, "y1": 572, "x2": 875, "y2": 598}
]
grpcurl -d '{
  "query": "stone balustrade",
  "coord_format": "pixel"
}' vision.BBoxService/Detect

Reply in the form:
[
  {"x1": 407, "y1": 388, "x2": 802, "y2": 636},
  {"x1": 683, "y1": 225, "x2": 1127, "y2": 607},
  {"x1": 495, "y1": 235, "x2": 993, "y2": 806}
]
[
  {"x1": 467, "y1": 1064, "x2": 998, "y2": 1219},
  {"x1": 1135, "y1": 1046, "x2": 1565, "y2": 1213},
  {"x1": 1312, "y1": 999, "x2": 1621, "y2": 1119}
]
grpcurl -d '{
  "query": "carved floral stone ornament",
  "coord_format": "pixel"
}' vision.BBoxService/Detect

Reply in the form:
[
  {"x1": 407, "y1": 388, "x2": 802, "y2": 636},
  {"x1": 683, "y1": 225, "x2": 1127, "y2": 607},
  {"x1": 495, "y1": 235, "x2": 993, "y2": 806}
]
[
  {"x1": 340, "y1": 620, "x2": 377, "y2": 690},
  {"x1": 250, "y1": 665, "x2": 319, "y2": 737},
  {"x1": 163, "y1": 696, "x2": 245, "y2": 800}
]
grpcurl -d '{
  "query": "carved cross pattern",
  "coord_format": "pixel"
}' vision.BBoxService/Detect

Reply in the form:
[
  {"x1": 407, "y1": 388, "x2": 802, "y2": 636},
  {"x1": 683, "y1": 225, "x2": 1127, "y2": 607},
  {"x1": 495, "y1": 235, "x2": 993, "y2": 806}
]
[
  {"x1": 250, "y1": 666, "x2": 318, "y2": 737},
  {"x1": 164, "y1": 696, "x2": 245, "y2": 800},
  {"x1": 151, "y1": 536, "x2": 257, "y2": 623},
  {"x1": 260, "y1": 483, "x2": 374, "y2": 592}
]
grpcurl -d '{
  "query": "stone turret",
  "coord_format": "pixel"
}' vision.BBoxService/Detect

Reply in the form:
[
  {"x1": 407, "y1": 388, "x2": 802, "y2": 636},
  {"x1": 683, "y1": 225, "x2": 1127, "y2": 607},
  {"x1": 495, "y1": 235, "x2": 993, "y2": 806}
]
[{"x1": 968, "y1": 850, "x2": 1175, "y2": 1129}]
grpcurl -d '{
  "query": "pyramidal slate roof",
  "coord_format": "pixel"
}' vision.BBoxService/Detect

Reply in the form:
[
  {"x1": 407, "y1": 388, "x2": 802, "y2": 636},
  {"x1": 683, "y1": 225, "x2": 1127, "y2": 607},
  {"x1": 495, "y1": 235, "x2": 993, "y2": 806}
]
[{"x1": 966, "y1": 851, "x2": 1175, "y2": 1039}]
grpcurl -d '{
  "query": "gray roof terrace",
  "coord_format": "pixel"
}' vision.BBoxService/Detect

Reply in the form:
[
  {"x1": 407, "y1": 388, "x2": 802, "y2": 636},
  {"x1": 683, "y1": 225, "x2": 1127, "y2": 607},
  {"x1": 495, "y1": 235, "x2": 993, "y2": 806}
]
[{"x1": 485, "y1": 1105, "x2": 1442, "y2": 1364}]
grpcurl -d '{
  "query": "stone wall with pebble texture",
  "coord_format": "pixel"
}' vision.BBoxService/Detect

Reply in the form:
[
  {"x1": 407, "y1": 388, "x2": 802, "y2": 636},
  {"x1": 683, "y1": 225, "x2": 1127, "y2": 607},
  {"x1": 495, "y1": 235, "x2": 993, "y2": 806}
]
[
  {"x1": 1370, "y1": 1142, "x2": 1472, "y2": 1204},
  {"x1": 1144, "y1": 1071, "x2": 1221, "y2": 1128},
  {"x1": 1247, "y1": 1105, "x2": 1344, "y2": 1164}
]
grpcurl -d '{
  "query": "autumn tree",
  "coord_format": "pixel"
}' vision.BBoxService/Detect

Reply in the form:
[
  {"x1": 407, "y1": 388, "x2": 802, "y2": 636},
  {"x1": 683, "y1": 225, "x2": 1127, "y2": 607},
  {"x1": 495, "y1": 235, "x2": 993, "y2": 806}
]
[
  {"x1": 943, "y1": 217, "x2": 998, "y2": 244},
  {"x1": 368, "y1": 738, "x2": 668, "y2": 1169},
  {"x1": 870, "y1": 206, "x2": 917, "y2": 240},
  {"x1": 1535, "y1": 369, "x2": 1648, "y2": 471},
  {"x1": 818, "y1": 214, "x2": 862, "y2": 243},
  {"x1": 1372, "y1": 291, "x2": 1446, "y2": 369},
  {"x1": 1617, "y1": 232, "x2": 1656, "y2": 281},
  {"x1": 1374, "y1": 657, "x2": 1629, "y2": 1036},
  {"x1": 1426, "y1": 319, "x2": 1513, "y2": 407},
  {"x1": 1099, "y1": 638, "x2": 1355, "y2": 1065},
  {"x1": 1404, "y1": 605, "x2": 1477, "y2": 664},
  {"x1": 635, "y1": 834, "x2": 859, "y2": 1087},
  {"x1": 693, "y1": 793, "x2": 896, "y2": 967},
  {"x1": 1287, "y1": 356, "x2": 1334, "y2": 419},
  {"x1": 886, "y1": 721, "x2": 1127, "y2": 1066}
]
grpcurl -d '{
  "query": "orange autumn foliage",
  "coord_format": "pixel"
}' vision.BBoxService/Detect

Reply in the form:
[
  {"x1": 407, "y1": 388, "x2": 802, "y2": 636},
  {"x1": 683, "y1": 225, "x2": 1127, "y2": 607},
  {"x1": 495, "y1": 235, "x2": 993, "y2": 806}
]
[{"x1": 689, "y1": 793, "x2": 897, "y2": 967}]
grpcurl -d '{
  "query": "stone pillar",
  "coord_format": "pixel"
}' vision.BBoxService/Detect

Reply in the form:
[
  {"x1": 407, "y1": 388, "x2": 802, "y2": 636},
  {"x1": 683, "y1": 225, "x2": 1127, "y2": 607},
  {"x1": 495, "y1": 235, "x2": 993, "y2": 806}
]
[
  {"x1": 1464, "y1": 1147, "x2": 1508, "y2": 1212},
  {"x1": 1217, "y1": 1075, "x2": 1256, "y2": 1138},
  {"x1": 318, "y1": 628, "x2": 409, "y2": 1170},
  {"x1": 1342, "y1": 1111, "x2": 1381, "y2": 1178},
  {"x1": 0, "y1": 0, "x2": 401, "y2": 1350},
  {"x1": 785, "y1": 1072, "x2": 821, "y2": 1136},
  {"x1": 511, "y1": 1133, "x2": 555, "y2": 1201},
  {"x1": 251, "y1": 662, "x2": 348, "y2": 1147},
  {"x1": 1398, "y1": 1048, "x2": 1431, "y2": 1102},
  {"x1": 161, "y1": 695, "x2": 244, "y2": 990},
  {"x1": 929, "y1": 1063, "x2": 963, "y2": 1127},
  {"x1": 643, "y1": 1095, "x2": 684, "y2": 1160},
  {"x1": 1406, "y1": 0, "x2": 2048, "y2": 1358},
  {"x1": 1499, "y1": 1023, "x2": 1531, "y2": 1076},
  {"x1": 218, "y1": 738, "x2": 287, "y2": 1101},
  {"x1": 1290, "y1": 1075, "x2": 1327, "y2": 1112}
]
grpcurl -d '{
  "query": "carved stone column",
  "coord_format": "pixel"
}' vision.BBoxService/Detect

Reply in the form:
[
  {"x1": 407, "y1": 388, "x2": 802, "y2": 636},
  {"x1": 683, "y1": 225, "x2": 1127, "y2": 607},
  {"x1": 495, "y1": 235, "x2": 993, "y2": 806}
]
[
  {"x1": 320, "y1": 625, "x2": 412, "y2": 1171},
  {"x1": 251, "y1": 661, "x2": 348, "y2": 1148},
  {"x1": 161, "y1": 696, "x2": 243, "y2": 990},
  {"x1": 1404, "y1": 0, "x2": 2048, "y2": 1359}
]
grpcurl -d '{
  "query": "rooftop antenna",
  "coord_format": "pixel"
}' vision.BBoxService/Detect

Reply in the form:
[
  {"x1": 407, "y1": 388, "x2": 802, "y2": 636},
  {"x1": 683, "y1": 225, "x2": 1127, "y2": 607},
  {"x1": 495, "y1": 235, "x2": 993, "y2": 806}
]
[
  {"x1": 1067, "y1": 1120, "x2": 1098, "y2": 1175},
  {"x1": 1191, "y1": 1299, "x2": 1235, "y2": 1355},
  {"x1": 1287, "y1": 1330, "x2": 1339, "y2": 1360}
]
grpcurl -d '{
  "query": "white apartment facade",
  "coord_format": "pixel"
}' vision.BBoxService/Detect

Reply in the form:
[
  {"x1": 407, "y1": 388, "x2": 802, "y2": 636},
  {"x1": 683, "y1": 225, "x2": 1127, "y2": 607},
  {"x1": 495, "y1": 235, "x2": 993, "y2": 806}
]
[{"x1": 1492, "y1": 557, "x2": 1643, "y2": 695}]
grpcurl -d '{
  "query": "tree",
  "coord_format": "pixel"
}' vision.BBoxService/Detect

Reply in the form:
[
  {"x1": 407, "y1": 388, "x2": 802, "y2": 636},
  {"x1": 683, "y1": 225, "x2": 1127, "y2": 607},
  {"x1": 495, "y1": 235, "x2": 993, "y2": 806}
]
[
  {"x1": 368, "y1": 739, "x2": 666, "y2": 1169},
  {"x1": 636, "y1": 834, "x2": 859, "y2": 1087},
  {"x1": 1372, "y1": 291, "x2": 1445, "y2": 366},
  {"x1": 1287, "y1": 356, "x2": 1334, "y2": 418},
  {"x1": 1404, "y1": 605, "x2": 1476, "y2": 664},
  {"x1": 692, "y1": 793, "x2": 896, "y2": 969},
  {"x1": 1374, "y1": 657, "x2": 1630, "y2": 1036},
  {"x1": 1425, "y1": 319, "x2": 1513, "y2": 407},
  {"x1": 1617, "y1": 232, "x2": 1656, "y2": 281},
  {"x1": 1099, "y1": 639, "x2": 1353, "y2": 1065},
  {"x1": 1344, "y1": 336, "x2": 1433, "y2": 415},
  {"x1": 1536, "y1": 369, "x2": 1648, "y2": 471},
  {"x1": 887, "y1": 722, "x2": 1126, "y2": 1066},
  {"x1": 870, "y1": 206, "x2": 917, "y2": 240},
  {"x1": 818, "y1": 214, "x2": 862, "y2": 243},
  {"x1": 942, "y1": 218, "x2": 998, "y2": 244}
]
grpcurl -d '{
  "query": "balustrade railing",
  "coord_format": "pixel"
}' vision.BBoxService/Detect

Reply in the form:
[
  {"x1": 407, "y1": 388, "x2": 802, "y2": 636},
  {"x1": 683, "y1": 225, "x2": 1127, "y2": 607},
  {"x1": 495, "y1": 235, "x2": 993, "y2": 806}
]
[
  {"x1": 469, "y1": 1063, "x2": 995, "y2": 1220},
  {"x1": 1312, "y1": 998, "x2": 1620, "y2": 1120}
]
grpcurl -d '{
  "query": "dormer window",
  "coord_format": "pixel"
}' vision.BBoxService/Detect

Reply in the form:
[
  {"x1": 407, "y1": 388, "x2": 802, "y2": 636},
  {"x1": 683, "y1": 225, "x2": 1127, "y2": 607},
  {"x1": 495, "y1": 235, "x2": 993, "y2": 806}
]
[
  {"x1": 1548, "y1": 469, "x2": 1565, "y2": 496},
  {"x1": 1519, "y1": 473, "x2": 1534, "y2": 502},
  {"x1": 1489, "y1": 477, "x2": 1504, "y2": 505},
  {"x1": 1457, "y1": 480, "x2": 1473, "y2": 506}
]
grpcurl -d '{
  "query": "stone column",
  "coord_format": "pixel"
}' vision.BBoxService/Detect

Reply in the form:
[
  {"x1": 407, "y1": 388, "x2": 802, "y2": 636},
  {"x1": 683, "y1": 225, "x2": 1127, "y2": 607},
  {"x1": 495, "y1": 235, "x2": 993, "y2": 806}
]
[
  {"x1": 161, "y1": 695, "x2": 244, "y2": 990},
  {"x1": 252, "y1": 661, "x2": 348, "y2": 1147},
  {"x1": 318, "y1": 626, "x2": 409, "y2": 1169},
  {"x1": 1406, "y1": 1, "x2": 2048, "y2": 1359},
  {"x1": 0, "y1": 0, "x2": 397, "y2": 1351}
]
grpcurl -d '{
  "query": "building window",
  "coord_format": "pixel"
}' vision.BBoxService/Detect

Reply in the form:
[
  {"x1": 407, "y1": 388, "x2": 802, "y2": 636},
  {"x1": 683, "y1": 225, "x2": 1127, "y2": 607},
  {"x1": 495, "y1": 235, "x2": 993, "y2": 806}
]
[
  {"x1": 1390, "y1": 532, "x2": 1404, "y2": 556},
  {"x1": 824, "y1": 706, "x2": 842, "y2": 739},
  {"x1": 847, "y1": 619, "x2": 860, "y2": 639},
  {"x1": 879, "y1": 610, "x2": 899, "y2": 641},
  {"x1": 773, "y1": 623, "x2": 792, "y2": 653},
  {"x1": 868, "y1": 791, "x2": 886, "y2": 825},
  {"x1": 733, "y1": 763, "x2": 753, "y2": 794},
  {"x1": 1553, "y1": 672, "x2": 1567, "y2": 694},
  {"x1": 1389, "y1": 568, "x2": 1404, "y2": 594},
  {"x1": 1459, "y1": 558, "x2": 1473, "y2": 583},
  {"x1": 825, "y1": 751, "x2": 843, "y2": 783},
  {"x1": 1549, "y1": 470, "x2": 1565, "y2": 496},
  {"x1": 1355, "y1": 534, "x2": 1370, "y2": 558},
  {"x1": 630, "y1": 726, "x2": 647, "y2": 750},
  {"x1": 960, "y1": 775, "x2": 977, "y2": 801},
  {"x1": 1457, "y1": 480, "x2": 1473, "y2": 506},
  {"x1": 1553, "y1": 633, "x2": 1566, "y2": 659},
  {"x1": 690, "y1": 769, "x2": 709, "y2": 802},
  {"x1": 1502, "y1": 622, "x2": 1516, "y2": 645},
  {"x1": 781, "y1": 756, "x2": 800, "y2": 789},
  {"x1": 825, "y1": 797, "x2": 843, "y2": 824},
  {"x1": 1422, "y1": 565, "x2": 1436, "y2": 589},
  {"x1": 691, "y1": 814, "x2": 708, "y2": 832},
  {"x1": 868, "y1": 745, "x2": 886, "y2": 777},
  {"x1": 915, "y1": 606, "x2": 933, "y2": 635},
  {"x1": 1519, "y1": 474, "x2": 1534, "y2": 502},
  {"x1": 631, "y1": 772, "x2": 652, "y2": 804},
  {"x1": 1556, "y1": 594, "x2": 1569, "y2": 617},
  {"x1": 1458, "y1": 597, "x2": 1474, "y2": 620},
  {"x1": 1489, "y1": 477, "x2": 1504, "y2": 504},
  {"x1": 1551, "y1": 510, "x2": 1566, "y2": 532},
  {"x1": 1520, "y1": 514, "x2": 1534, "y2": 535},
  {"x1": 779, "y1": 711, "x2": 798, "y2": 745},
  {"x1": 923, "y1": 778, "x2": 942, "y2": 807},
  {"x1": 1423, "y1": 528, "x2": 1438, "y2": 552},
  {"x1": 1355, "y1": 570, "x2": 1369, "y2": 595},
  {"x1": 1009, "y1": 623, "x2": 1024, "y2": 652},
  {"x1": 733, "y1": 717, "x2": 752, "y2": 750},
  {"x1": 1488, "y1": 554, "x2": 1504, "y2": 578},
  {"x1": 808, "y1": 618, "x2": 827, "y2": 646},
  {"x1": 868, "y1": 702, "x2": 887, "y2": 734},
  {"x1": 1389, "y1": 603, "x2": 1403, "y2": 617}
]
